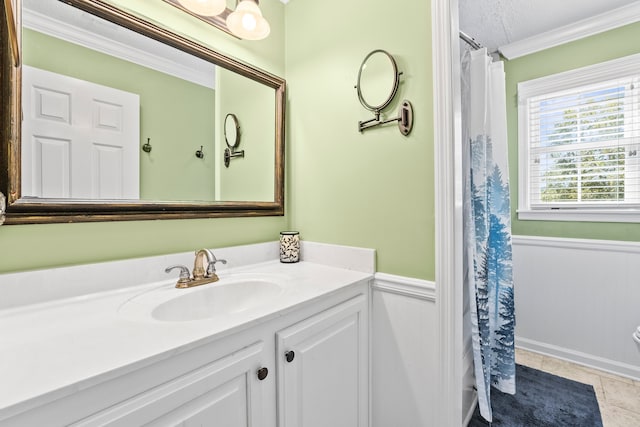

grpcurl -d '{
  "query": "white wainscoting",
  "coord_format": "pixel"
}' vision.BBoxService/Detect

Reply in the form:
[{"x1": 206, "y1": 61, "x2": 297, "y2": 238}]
[
  {"x1": 513, "y1": 235, "x2": 640, "y2": 380},
  {"x1": 371, "y1": 273, "x2": 437, "y2": 427}
]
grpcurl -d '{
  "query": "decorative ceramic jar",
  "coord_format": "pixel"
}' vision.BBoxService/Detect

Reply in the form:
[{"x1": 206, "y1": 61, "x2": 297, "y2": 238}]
[{"x1": 279, "y1": 231, "x2": 300, "y2": 263}]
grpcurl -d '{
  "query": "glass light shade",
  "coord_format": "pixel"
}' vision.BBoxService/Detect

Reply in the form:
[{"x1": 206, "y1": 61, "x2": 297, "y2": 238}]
[
  {"x1": 177, "y1": 0, "x2": 226, "y2": 16},
  {"x1": 226, "y1": 0, "x2": 271, "y2": 40}
]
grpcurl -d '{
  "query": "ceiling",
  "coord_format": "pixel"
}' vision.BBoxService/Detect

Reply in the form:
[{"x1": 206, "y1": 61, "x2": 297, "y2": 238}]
[{"x1": 459, "y1": 0, "x2": 640, "y2": 52}]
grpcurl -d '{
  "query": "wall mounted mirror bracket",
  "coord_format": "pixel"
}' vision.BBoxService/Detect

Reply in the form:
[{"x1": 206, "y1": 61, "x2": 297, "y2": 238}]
[
  {"x1": 358, "y1": 100, "x2": 413, "y2": 135},
  {"x1": 356, "y1": 49, "x2": 413, "y2": 136},
  {"x1": 224, "y1": 148, "x2": 245, "y2": 167},
  {"x1": 224, "y1": 113, "x2": 244, "y2": 168}
]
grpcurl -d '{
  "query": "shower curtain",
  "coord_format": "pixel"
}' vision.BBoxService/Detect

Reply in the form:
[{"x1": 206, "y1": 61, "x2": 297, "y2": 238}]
[{"x1": 462, "y1": 48, "x2": 515, "y2": 423}]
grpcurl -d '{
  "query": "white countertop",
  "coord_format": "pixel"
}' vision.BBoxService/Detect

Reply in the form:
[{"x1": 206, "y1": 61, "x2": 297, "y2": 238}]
[{"x1": 0, "y1": 260, "x2": 372, "y2": 421}]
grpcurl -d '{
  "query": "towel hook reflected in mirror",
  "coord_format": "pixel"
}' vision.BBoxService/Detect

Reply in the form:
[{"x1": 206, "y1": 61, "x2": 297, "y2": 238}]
[
  {"x1": 224, "y1": 113, "x2": 244, "y2": 168},
  {"x1": 195, "y1": 145, "x2": 204, "y2": 159},
  {"x1": 355, "y1": 49, "x2": 413, "y2": 135},
  {"x1": 142, "y1": 138, "x2": 152, "y2": 153}
]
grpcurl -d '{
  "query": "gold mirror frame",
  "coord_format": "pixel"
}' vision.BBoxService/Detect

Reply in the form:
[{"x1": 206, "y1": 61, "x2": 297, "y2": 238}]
[{"x1": 0, "y1": 0, "x2": 285, "y2": 224}]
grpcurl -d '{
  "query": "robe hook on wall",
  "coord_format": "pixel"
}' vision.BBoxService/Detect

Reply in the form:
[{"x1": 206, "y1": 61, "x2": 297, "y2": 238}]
[{"x1": 195, "y1": 146, "x2": 204, "y2": 159}]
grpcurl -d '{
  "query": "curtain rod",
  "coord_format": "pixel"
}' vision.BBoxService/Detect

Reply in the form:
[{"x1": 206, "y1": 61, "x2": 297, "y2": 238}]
[{"x1": 459, "y1": 31, "x2": 482, "y2": 50}]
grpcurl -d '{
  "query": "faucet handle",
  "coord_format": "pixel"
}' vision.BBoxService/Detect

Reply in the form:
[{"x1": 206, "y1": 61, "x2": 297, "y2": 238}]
[
  {"x1": 206, "y1": 258, "x2": 227, "y2": 276},
  {"x1": 165, "y1": 265, "x2": 191, "y2": 284}
]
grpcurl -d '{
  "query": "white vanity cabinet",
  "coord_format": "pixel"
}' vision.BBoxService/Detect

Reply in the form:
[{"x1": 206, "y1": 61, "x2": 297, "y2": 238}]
[
  {"x1": 73, "y1": 341, "x2": 271, "y2": 426},
  {"x1": 4, "y1": 334, "x2": 275, "y2": 427},
  {"x1": 1, "y1": 280, "x2": 369, "y2": 427},
  {"x1": 276, "y1": 294, "x2": 368, "y2": 427}
]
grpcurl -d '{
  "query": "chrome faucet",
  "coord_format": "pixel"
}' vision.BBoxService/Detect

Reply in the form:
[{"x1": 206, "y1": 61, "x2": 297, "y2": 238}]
[{"x1": 165, "y1": 248, "x2": 227, "y2": 289}]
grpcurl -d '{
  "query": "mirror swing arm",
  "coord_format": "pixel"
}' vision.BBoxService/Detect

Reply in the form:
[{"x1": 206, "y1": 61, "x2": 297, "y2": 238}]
[
  {"x1": 358, "y1": 101, "x2": 413, "y2": 134},
  {"x1": 0, "y1": 0, "x2": 286, "y2": 224},
  {"x1": 223, "y1": 113, "x2": 244, "y2": 168},
  {"x1": 356, "y1": 49, "x2": 413, "y2": 136}
]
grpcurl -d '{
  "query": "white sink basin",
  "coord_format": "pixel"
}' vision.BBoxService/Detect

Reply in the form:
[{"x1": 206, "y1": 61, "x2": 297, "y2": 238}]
[{"x1": 119, "y1": 275, "x2": 285, "y2": 322}]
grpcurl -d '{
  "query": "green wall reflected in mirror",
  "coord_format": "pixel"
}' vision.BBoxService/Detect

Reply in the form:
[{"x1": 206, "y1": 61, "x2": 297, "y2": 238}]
[{"x1": 21, "y1": 0, "x2": 275, "y2": 203}]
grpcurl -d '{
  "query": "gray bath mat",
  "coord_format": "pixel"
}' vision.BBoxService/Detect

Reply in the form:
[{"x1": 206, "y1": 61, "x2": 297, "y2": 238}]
[{"x1": 468, "y1": 364, "x2": 603, "y2": 426}]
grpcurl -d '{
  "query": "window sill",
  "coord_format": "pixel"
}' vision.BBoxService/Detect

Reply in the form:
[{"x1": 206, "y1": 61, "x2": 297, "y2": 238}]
[{"x1": 517, "y1": 209, "x2": 640, "y2": 223}]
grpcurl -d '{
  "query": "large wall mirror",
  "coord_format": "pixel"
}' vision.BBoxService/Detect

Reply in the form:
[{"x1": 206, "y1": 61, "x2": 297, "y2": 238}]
[{"x1": 0, "y1": 0, "x2": 285, "y2": 224}]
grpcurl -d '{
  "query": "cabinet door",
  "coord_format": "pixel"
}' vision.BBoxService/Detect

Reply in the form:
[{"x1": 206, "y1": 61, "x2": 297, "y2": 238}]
[
  {"x1": 73, "y1": 341, "x2": 271, "y2": 427},
  {"x1": 276, "y1": 294, "x2": 368, "y2": 427}
]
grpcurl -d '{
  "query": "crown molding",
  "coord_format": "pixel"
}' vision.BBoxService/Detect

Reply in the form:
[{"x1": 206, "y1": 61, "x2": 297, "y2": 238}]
[
  {"x1": 499, "y1": 2, "x2": 640, "y2": 60},
  {"x1": 22, "y1": 6, "x2": 216, "y2": 89}
]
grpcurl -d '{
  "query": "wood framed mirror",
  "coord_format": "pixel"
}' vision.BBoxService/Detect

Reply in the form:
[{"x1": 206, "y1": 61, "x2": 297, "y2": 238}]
[{"x1": 0, "y1": 0, "x2": 285, "y2": 224}]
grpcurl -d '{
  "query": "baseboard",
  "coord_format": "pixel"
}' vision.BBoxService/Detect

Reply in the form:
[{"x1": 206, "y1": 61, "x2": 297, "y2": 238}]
[{"x1": 516, "y1": 337, "x2": 640, "y2": 381}]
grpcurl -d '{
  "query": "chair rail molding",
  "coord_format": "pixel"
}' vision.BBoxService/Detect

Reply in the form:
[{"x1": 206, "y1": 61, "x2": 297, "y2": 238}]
[
  {"x1": 373, "y1": 273, "x2": 435, "y2": 301},
  {"x1": 512, "y1": 234, "x2": 640, "y2": 254}
]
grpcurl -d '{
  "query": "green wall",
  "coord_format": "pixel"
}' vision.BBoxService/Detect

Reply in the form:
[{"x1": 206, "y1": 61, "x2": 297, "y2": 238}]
[
  {"x1": 504, "y1": 22, "x2": 640, "y2": 241},
  {"x1": 2, "y1": 0, "x2": 438, "y2": 281},
  {"x1": 285, "y1": 0, "x2": 435, "y2": 280},
  {"x1": 23, "y1": 28, "x2": 217, "y2": 201},
  {"x1": 0, "y1": 0, "x2": 286, "y2": 274},
  {"x1": 215, "y1": 67, "x2": 275, "y2": 201}
]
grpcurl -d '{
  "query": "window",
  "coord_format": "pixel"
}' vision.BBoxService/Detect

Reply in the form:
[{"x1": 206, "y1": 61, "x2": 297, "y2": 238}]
[{"x1": 517, "y1": 53, "x2": 640, "y2": 222}]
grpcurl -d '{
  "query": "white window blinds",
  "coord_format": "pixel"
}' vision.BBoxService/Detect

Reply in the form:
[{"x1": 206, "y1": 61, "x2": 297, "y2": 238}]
[
  {"x1": 527, "y1": 77, "x2": 640, "y2": 207},
  {"x1": 518, "y1": 53, "x2": 640, "y2": 220}
]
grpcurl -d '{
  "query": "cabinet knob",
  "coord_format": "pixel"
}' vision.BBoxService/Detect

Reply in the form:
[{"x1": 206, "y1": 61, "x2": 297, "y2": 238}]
[
  {"x1": 285, "y1": 350, "x2": 295, "y2": 363},
  {"x1": 257, "y1": 367, "x2": 269, "y2": 381}
]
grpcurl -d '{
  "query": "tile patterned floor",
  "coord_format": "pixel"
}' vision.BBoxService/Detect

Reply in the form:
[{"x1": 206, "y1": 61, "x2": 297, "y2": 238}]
[{"x1": 515, "y1": 348, "x2": 640, "y2": 427}]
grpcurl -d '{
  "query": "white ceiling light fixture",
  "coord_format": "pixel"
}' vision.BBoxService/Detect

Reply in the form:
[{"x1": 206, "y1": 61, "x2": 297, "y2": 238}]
[
  {"x1": 226, "y1": 0, "x2": 271, "y2": 40},
  {"x1": 177, "y1": 0, "x2": 226, "y2": 17}
]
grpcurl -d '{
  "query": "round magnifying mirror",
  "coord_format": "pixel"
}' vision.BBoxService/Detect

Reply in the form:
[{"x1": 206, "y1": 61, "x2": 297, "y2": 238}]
[
  {"x1": 224, "y1": 113, "x2": 241, "y2": 149},
  {"x1": 356, "y1": 50, "x2": 400, "y2": 112}
]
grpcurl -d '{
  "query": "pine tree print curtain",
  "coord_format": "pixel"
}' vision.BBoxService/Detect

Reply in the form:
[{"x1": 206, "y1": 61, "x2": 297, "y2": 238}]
[{"x1": 461, "y1": 48, "x2": 515, "y2": 423}]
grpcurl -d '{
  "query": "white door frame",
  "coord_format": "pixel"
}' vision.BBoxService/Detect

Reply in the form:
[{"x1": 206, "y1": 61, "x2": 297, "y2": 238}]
[{"x1": 432, "y1": 0, "x2": 465, "y2": 425}]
